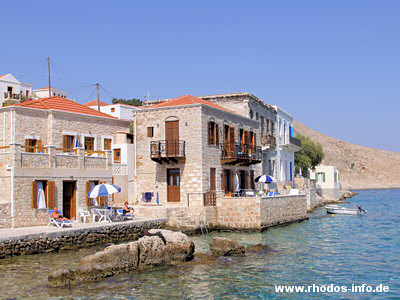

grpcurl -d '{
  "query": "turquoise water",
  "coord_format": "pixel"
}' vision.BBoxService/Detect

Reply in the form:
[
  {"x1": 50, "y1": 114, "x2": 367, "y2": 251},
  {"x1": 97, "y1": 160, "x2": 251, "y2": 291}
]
[{"x1": 0, "y1": 189, "x2": 399, "y2": 299}]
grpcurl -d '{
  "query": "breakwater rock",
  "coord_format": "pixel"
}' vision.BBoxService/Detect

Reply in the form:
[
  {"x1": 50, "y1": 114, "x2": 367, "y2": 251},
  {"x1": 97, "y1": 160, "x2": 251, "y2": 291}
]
[
  {"x1": 210, "y1": 237, "x2": 245, "y2": 256},
  {"x1": 48, "y1": 229, "x2": 195, "y2": 286}
]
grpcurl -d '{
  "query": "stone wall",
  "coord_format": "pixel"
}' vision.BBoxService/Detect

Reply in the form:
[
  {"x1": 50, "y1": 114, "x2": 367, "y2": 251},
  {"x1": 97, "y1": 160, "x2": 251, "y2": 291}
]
[
  {"x1": 0, "y1": 203, "x2": 11, "y2": 228},
  {"x1": 260, "y1": 195, "x2": 308, "y2": 227},
  {"x1": 55, "y1": 155, "x2": 79, "y2": 168},
  {"x1": 0, "y1": 218, "x2": 166, "y2": 258},
  {"x1": 216, "y1": 197, "x2": 261, "y2": 229},
  {"x1": 21, "y1": 153, "x2": 49, "y2": 168},
  {"x1": 84, "y1": 156, "x2": 107, "y2": 169}
]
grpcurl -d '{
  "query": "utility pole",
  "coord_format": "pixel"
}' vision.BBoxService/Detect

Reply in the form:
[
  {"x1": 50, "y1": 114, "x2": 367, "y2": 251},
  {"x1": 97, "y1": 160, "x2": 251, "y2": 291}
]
[
  {"x1": 96, "y1": 83, "x2": 100, "y2": 111},
  {"x1": 47, "y1": 57, "x2": 51, "y2": 97}
]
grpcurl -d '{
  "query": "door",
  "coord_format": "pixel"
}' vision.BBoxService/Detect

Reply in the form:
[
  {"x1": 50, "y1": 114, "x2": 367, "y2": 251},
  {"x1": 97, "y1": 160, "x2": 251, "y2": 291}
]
[
  {"x1": 165, "y1": 121, "x2": 179, "y2": 156},
  {"x1": 210, "y1": 168, "x2": 216, "y2": 191},
  {"x1": 167, "y1": 169, "x2": 180, "y2": 202},
  {"x1": 63, "y1": 181, "x2": 76, "y2": 219},
  {"x1": 225, "y1": 126, "x2": 235, "y2": 158},
  {"x1": 113, "y1": 148, "x2": 121, "y2": 163}
]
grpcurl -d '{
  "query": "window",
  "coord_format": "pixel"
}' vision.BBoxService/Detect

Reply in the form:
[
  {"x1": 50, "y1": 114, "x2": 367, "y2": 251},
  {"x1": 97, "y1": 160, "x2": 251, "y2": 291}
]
[
  {"x1": 104, "y1": 138, "x2": 112, "y2": 150},
  {"x1": 32, "y1": 180, "x2": 55, "y2": 209},
  {"x1": 250, "y1": 110, "x2": 254, "y2": 119},
  {"x1": 63, "y1": 135, "x2": 75, "y2": 151},
  {"x1": 86, "y1": 180, "x2": 101, "y2": 206},
  {"x1": 207, "y1": 121, "x2": 219, "y2": 145},
  {"x1": 147, "y1": 127, "x2": 154, "y2": 138},
  {"x1": 25, "y1": 139, "x2": 37, "y2": 153},
  {"x1": 113, "y1": 148, "x2": 121, "y2": 163},
  {"x1": 84, "y1": 137, "x2": 95, "y2": 151},
  {"x1": 256, "y1": 113, "x2": 259, "y2": 120},
  {"x1": 260, "y1": 117, "x2": 264, "y2": 136},
  {"x1": 210, "y1": 168, "x2": 216, "y2": 191},
  {"x1": 111, "y1": 108, "x2": 115, "y2": 112}
]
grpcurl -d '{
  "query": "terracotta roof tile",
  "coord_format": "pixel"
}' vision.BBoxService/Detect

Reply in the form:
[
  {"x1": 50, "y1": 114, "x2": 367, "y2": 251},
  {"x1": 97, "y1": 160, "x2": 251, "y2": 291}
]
[
  {"x1": 145, "y1": 94, "x2": 236, "y2": 114},
  {"x1": 0, "y1": 74, "x2": 7, "y2": 79},
  {"x1": 12, "y1": 96, "x2": 116, "y2": 119},
  {"x1": 83, "y1": 100, "x2": 109, "y2": 107}
]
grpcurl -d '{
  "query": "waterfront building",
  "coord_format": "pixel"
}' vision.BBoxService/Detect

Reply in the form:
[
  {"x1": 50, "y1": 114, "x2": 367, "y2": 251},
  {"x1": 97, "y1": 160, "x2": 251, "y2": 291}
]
[
  {"x1": 84, "y1": 101, "x2": 141, "y2": 120},
  {"x1": 0, "y1": 96, "x2": 130, "y2": 228},
  {"x1": 135, "y1": 94, "x2": 262, "y2": 205},
  {"x1": 33, "y1": 87, "x2": 67, "y2": 99},
  {"x1": 309, "y1": 165, "x2": 341, "y2": 200},
  {"x1": 0, "y1": 74, "x2": 32, "y2": 107}
]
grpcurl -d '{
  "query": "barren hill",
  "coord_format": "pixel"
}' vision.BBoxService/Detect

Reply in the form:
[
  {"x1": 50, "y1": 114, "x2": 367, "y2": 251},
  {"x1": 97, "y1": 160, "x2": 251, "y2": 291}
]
[{"x1": 294, "y1": 121, "x2": 400, "y2": 190}]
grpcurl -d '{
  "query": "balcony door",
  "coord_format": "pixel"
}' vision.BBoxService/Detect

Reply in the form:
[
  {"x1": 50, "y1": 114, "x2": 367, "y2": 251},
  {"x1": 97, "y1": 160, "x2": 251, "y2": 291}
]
[
  {"x1": 167, "y1": 169, "x2": 180, "y2": 202},
  {"x1": 165, "y1": 120, "x2": 179, "y2": 156}
]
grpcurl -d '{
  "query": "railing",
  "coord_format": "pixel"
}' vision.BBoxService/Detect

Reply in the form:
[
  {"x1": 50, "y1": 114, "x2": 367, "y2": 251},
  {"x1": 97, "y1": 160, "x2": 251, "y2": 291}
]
[
  {"x1": 112, "y1": 163, "x2": 127, "y2": 175},
  {"x1": 3, "y1": 92, "x2": 21, "y2": 100},
  {"x1": 21, "y1": 145, "x2": 47, "y2": 153},
  {"x1": 56, "y1": 148, "x2": 77, "y2": 155},
  {"x1": 261, "y1": 134, "x2": 276, "y2": 147},
  {"x1": 289, "y1": 136, "x2": 301, "y2": 148},
  {"x1": 84, "y1": 150, "x2": 106, "y2": 157},
  {"x1": 203, "y1": 192, "x2": 216, "y2": 206},
  {"x1": 150, "y1": 140, "x2": 185, "y2": 158},
  {"x1": 220, "y1": 143, "x2": 262, "y2": 161}
]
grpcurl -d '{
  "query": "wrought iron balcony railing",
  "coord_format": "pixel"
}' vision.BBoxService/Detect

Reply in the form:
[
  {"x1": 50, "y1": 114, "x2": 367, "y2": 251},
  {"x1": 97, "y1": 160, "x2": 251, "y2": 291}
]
[
  {"x1": 261, "y1": 134, "x2": 276, "y2": 147},
  {"x1": 220, "y1": 143, "x2": 262, "y2": 165},
  {"x1": 289, "y1": 136, "x2": 301, "y2": 148},
  {"x1": 151, "y1": 140, "x2": 185, "y2": 163}
]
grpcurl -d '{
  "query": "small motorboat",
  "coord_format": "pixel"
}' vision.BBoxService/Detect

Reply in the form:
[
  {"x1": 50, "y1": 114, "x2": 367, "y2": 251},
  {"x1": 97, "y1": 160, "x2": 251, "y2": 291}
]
[{"x1": 325, "y1": 204, "x2": 367, "y2": 215}]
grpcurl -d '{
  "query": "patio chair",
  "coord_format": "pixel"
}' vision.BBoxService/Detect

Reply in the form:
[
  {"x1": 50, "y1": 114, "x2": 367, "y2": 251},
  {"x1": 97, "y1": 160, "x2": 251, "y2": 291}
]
[
  {"x1": 116, "y1": 209, "x2": 134, "y2": 220},
  {"x1": 91, "y1": 208, "x2": 102, "y2": 223},
  {"x1": 47, "y1": 209, "x2": 73, "y2": 228},
  {"x1": 78, "y1": 208, "x2": 91, "y2": 223}
]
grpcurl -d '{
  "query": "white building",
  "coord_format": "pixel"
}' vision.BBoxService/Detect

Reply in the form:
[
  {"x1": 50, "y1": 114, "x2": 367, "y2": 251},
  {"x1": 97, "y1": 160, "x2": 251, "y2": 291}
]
[
  {"x1": 273, "y1": 106, "x2": 301, "y2": 185},
  {"x1": 0, "y1": 73, "x2": 32, "y2": 106},
  {"x1": 309, "y1": 165, "x2": 341, "y2": 200},
  {"x1": 33, "y1": 87, "x2": 67, "y2": 99},
  {"x1": 84, "y1": 101, "x2": 141, "y2": 120}
]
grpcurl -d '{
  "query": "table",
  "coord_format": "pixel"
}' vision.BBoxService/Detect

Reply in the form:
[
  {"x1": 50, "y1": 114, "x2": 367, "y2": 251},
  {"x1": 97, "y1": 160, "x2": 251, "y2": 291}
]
[{"x1": 96, "y1": 208, "x2": 113, "y2": 223}]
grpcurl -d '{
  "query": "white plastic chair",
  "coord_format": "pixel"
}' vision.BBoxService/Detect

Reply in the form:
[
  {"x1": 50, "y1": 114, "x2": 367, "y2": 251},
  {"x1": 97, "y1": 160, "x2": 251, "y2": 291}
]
[
  {"x1": 78, "y1": 208, "x2": 91, "y2": 223},
  {"x1": 91, "y1": 208, "x2": 101, "y2": 223}
]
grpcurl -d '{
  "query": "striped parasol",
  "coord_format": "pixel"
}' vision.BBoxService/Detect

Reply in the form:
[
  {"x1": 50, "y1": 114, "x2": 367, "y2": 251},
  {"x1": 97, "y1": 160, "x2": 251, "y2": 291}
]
[{"x1": 87, "y1": 183, "x2": 121, "y2": 198}]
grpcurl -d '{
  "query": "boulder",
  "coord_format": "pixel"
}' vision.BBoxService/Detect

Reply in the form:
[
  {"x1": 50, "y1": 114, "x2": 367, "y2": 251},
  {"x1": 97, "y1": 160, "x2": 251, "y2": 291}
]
[
  {"x1": 49, "y1": 229, "x2": 195, "y2": 286},
  {"x1": 209, "y1": 237, "x2": 245, "y2": 256}
]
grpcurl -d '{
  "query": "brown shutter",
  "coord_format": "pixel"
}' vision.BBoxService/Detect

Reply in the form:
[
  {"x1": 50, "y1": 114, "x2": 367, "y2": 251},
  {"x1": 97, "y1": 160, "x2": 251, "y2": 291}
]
[
  {"x1": 207, "y1": 122, "x2": 211, "y2": 145},
  {"x1": 215, "y1": 124, "x2": 219, "y2": 146},
  {"x1": 25, "y1": 139, "x2": 29, "y2": 152},
  {"x1": 86, "y1": 181, "x2": 92, "y2": 206},
  {"x1": 47, "y1": 181, "x2": 55, "y2": 209},
  {"x1": 210, "y1": 168, "x2": 216, "y2": 191},
  {"x1": 230, "y1": 171, "x2": 234, "y2": 193},
  {"x1": 99, "y1": 181, "x2": 105, "y2": 205},
  {"x1": 229, "y1": 127, "x2": 235, "y2": 144},
  {"x1": 250, "y1": 170, "x2": 255, "y2": 190},
  {"x1": 244, "y1": 171, "x2": 249, "y2": 189},
  {"x1": 253, "y1": 133, "x2": 256, "y2": 147},
  {"x1": 37, "y1": 140, "x2": 43, "y2": 153},
  {"x1": 32, "y1": 181, "x2": 37, "y2": 208},
  {"x1": 221, "y1": 170, "x2": 225, "y2": 192}
]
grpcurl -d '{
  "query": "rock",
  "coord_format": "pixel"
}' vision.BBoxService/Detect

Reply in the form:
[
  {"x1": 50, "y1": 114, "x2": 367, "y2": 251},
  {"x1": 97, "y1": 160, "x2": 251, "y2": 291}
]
[
  {"x1": 48, "y1": 229, "x2": 195, "y2": 286},
  {"x1": 209, "y1": 237, "x2": 245, "y2": 256}
]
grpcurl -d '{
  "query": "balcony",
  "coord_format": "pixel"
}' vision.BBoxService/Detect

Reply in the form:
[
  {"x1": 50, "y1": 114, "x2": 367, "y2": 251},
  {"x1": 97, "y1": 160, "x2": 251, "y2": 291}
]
[
  {"x1": 221, "y1": 143, "x2": 262, "y2": 166},
  {"x1": 3, "y1": 92, "x2": 22, "y2": 106},
  {"x1": 150, "y1": 140, "x2": 185, "y2": 164},
  {"x1": 278, "y1": 135, "x2": 302, "y2": 152},
  {"x1": 261, "y1": 134, "x2": 276, "y2": 148}
]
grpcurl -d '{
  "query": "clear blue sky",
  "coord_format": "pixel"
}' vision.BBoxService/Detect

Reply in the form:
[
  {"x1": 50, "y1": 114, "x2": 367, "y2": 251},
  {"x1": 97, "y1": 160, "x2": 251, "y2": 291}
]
[{"x1": 1, "y1": 0, "x2": 399, "y2": 151}]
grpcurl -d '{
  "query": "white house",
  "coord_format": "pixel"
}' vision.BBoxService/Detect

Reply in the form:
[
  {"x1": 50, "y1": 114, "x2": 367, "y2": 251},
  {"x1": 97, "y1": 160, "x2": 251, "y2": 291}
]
[
  {"x1": 309, "y1": 165, "x2": 341, "y2": 200},
  {"x1": 84, "y1": 101, "x2": 141, "y2": 120},
  {"x1": 0, "y1": 74, "x2": 32, "y2": 106},
  {"x1": 273, "y1": 106, "x2": 301, "y2": 185},
  {"x1": 33, "y1": 87, "x2": 67, "y2": 99}
]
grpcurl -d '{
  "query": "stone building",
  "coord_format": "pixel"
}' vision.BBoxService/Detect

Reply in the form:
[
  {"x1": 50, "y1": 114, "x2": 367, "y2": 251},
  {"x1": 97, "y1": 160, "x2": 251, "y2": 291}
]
[
  {"x1": 0, "y1": 96, "x2": 130, "y2": 228},
  {"x1": 199, "y1": 93, "x2": 301, "y2": 186},
  {"x1": 134, "y1": 94, "x2": 262, "y2": 206}
]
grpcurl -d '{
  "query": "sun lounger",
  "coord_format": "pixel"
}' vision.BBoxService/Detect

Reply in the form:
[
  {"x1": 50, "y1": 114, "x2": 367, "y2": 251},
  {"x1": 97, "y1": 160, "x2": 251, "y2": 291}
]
[
  {"x1": 116, "y1": 209, "x2": 134, "y2": 220},
  {"x1": 47, "y1": 209, "x2": 73, "y2": 228}
]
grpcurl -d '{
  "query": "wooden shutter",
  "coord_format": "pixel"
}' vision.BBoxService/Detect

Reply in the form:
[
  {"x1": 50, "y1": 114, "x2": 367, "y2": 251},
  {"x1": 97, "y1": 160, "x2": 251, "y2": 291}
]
[
  {"x1": 244, "y1": 171, "x2": 248, "y2": 189},
  {"x1": 86, "y1": 181, "x2": 92, "y2": 206},
  {"x1": 315, "y1": 173, "x2": 318, "y2": 182},
  {"x1": 253, "y1": 133, "x2": 256, "y2": 147},
  {"x1": 250, "y1": 170, "x2": 255, "y2": 190},
  {"x1": 25, "y1": 139, "x2": 29, "y2": 152},
  {"x1": 99, "y1": 181, "x2": 105, "y2": 205},
  {"x1": 210, "y1": 168, "x2": 216, "y2": 191},
  {"x1": 32, "y1": 181, "x2": 37, "y2": 208},
  {"x1": 221, "y1": 170, "x2": 225, "y2": 192},
  {"x1": 230, "y1": 171, "x2": 235, "y2": 193},
  {"x1": 207, "y1": 122, "x2": 211, "y2": 144},
  {"x1": 47, "y1": 181, "x2": 55, "y2": 209},
  {"x1": 229, "y1": 127, "x2": 235, "y2": 144},
  {"x1": 63, "y1": 135, "x2": 67, "y2": 149},
  {"x1": 215, "y1": 124, "x2": 219, "y2": 146},
  {"x1": 323, "y1": 173, "x2": 326, "y2": 182},
  {"x1": 37, "y1": 140, "x2": 43, "y2": 153}
]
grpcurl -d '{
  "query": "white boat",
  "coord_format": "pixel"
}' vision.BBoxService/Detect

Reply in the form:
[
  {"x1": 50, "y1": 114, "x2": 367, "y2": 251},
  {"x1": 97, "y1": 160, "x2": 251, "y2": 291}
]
[{"x1": 325, "y1": 205, "x2": 367, "y2": 215}]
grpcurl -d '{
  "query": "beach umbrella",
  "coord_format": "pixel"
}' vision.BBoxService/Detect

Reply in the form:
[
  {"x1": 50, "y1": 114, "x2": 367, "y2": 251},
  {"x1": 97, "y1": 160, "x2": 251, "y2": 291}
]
[
  {"x1": 87, "y1": 183, "x2": 121, "y2": 198},
  {"x1": 254, "y1": 175, "x2": 276, "y2": 183},
  {"x1": 234, "y1": 172, "x2": 240, "y2": 192}
]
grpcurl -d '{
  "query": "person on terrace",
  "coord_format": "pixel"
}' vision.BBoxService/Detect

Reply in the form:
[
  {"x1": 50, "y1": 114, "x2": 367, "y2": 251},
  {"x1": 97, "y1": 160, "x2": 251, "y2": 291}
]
[
  {"x1": 50, "y1": 207, "x2": 72, "y2": 221},
  {"x1": 123, "y1": 201, "x2": 135, "y2": 218}
]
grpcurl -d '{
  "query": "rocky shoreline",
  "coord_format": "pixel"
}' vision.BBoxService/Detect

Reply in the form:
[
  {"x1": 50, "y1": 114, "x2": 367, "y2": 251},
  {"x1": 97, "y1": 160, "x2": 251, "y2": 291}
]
[{"x1": 49, "y1": 230, "x2": 269, "y2": 287}]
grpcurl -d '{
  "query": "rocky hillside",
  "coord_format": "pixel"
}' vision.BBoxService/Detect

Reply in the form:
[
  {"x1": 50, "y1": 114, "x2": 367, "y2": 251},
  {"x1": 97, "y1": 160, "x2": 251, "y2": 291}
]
[{"x1": 294, "y1": 121, "x2": 400, "y2": 190}]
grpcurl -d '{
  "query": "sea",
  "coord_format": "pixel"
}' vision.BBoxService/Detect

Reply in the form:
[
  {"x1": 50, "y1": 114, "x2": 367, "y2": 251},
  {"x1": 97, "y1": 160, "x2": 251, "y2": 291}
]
[{"x1": 0, "y1": 189, "x2": 399, "y2": 299}]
